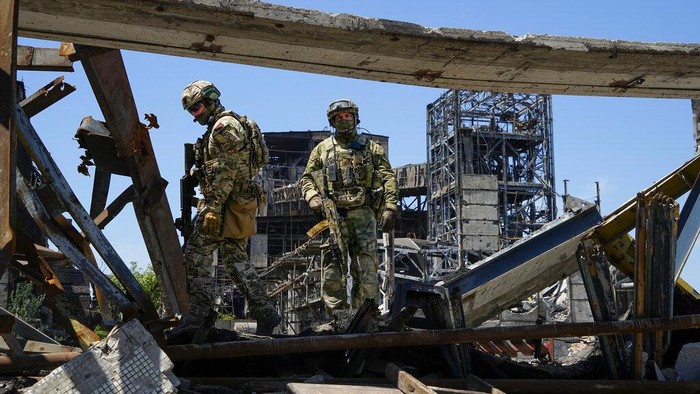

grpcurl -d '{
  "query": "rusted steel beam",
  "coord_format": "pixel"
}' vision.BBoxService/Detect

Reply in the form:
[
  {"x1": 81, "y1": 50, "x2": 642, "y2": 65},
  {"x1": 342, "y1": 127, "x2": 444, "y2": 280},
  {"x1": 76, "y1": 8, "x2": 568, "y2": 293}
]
[
  {"x1": 633, "y1": 193, "x2": 648, "y2": 379},
  {"x1": 13, "y1": 229, "x2": 86, "y2": 343},
  {"x1": 166, "y1": 313, "x2": 700, "y2": 361},
  {"x1": 14, "y1": 106, "x2": 157, "y2": 320},
  {"x1": 645, "y1": 194, "x2": 678, "y2": 366},
  {"x1": 16, "y1": 45, "x2": 73, "y2": 71},
  {"x1": 79, "y1": 47, "x2": 187, "y2": 315},
  {"x1": 16, "y1": 173, "x2": 135, "y2": 316},
  {"x1": 89, "y1": 168, "x2": 111, "y2": 221},
  {"x1": 18, "y1": 76, "x2": 75, "y2": 118},
  {"x1": 576, "y1": 238, "x2": 629, "y2": 379},
  {"x1": 93, "y1": 185, "x2": 135, "y2": 229},
  {"x1": 0, "y1": 0, "x2": 18, "y2": 280},
  {"x1": 0, "y1": 351, "x2": 80, "y2": 373}
]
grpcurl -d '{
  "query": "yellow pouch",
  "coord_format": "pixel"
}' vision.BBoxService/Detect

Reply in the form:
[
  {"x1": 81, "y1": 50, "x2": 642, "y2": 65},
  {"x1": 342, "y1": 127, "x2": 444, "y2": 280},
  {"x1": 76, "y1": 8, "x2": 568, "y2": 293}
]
[{"x1": 223, "y1": 196, "x2": 258, "y2": 239}]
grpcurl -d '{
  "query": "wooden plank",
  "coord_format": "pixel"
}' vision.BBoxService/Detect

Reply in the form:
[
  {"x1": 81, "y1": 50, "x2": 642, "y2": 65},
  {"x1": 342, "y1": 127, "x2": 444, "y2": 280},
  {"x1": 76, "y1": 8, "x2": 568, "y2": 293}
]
[
  {"x1": 16, "y1": 0, "x2": 700, "y2": 99},
  {"x1": 385, "y1": 363, "x2": 437, "y2": 394},
  {"x1": 287, "y1": 383, "x2": 401, "y2": 394},
  {"x1": 23, "y1": 340, "x2": 80, "y2": 354}
]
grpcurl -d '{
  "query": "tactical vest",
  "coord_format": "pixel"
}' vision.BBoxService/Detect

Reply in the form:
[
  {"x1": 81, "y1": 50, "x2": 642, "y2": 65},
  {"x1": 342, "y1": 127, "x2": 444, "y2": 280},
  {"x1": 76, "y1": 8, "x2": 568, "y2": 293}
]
[
  {"x1": 321, "y1": 134, "x2": 379, "y2": 209},
  {"x1": 193, "y1": 111, "x2": 259, "y2": 198}
]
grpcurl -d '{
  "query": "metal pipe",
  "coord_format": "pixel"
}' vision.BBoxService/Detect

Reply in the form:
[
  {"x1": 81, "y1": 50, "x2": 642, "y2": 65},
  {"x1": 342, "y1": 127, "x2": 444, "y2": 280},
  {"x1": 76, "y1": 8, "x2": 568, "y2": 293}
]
[
  {"x1": 166, "y1": 313, "x2": 700, "y2": 361},
  {"x1": 0, "y1": 352, "x2": 80, "y2": 373}
]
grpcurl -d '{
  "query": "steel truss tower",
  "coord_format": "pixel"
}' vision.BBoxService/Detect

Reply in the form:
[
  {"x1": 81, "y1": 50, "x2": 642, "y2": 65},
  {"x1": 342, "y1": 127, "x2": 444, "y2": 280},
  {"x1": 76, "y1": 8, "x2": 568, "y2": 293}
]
[{"x1": 427, "y1": 90, "x2": 557, "y2": 264}]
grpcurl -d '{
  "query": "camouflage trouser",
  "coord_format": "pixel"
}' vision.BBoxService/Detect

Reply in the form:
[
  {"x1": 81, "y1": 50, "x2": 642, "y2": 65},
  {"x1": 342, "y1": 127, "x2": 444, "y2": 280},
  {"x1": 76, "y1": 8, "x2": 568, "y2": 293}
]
[
  {"x1": 184, "y1": 213, "x2": 276, "y2": 322},
  {"x1": 322, "y1": 205, "x2": 378, "y2": 311}
]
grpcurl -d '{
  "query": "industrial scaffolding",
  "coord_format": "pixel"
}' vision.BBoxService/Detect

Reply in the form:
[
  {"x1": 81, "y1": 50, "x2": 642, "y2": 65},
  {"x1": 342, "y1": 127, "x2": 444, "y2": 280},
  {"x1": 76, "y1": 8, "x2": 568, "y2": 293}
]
[{"x1": 427, "y1": 90, "x2": 557, "y2": 264}]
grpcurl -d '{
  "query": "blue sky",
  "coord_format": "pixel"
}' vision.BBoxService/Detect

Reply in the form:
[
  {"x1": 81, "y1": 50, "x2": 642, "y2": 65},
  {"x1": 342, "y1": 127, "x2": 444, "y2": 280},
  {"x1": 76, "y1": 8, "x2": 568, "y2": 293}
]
[{"x1": 16, "y1": 1, "x2": 700, "y2": 287}]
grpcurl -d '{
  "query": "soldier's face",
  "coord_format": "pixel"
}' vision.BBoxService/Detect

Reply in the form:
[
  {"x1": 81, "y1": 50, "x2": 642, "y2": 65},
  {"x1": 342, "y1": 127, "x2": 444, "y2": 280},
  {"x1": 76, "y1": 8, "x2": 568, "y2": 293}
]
[
  {"x1": 188, "y1": 102, "x2": 205, "y2": 117},
  {"x1": 333, "y1": 112, "x2": 355, "y2": 132}
]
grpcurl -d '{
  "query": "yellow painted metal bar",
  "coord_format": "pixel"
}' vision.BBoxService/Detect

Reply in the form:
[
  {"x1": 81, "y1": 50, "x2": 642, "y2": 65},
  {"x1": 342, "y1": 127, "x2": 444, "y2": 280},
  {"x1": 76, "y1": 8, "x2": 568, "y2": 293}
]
[
  {"x1": 596, "y1": 154, "x2": 700, "y2": 245},
  {"x1": 593, "y1": 154, "x2": 700, "y2": 300}
]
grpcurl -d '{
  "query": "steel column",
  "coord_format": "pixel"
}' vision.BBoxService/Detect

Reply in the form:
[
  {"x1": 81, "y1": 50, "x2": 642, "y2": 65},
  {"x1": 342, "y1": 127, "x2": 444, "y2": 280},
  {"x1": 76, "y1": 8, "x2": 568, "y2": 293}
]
[
  {"x1": 576, "y1": 238, "x2": 629, "y2": 379},
  {"x1": 0, "y1": 0, "x2": 18, "y2": 276},
  {"x1": 78, "y1": 47, "x2": 187, "y2": 315}
]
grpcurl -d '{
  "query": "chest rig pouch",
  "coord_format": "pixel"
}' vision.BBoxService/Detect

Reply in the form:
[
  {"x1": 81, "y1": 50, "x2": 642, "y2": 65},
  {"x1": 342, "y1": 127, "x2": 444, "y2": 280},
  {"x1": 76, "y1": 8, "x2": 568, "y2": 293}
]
[{"x1": 325, "y1": 135, "x2": 373, "y2": 209}]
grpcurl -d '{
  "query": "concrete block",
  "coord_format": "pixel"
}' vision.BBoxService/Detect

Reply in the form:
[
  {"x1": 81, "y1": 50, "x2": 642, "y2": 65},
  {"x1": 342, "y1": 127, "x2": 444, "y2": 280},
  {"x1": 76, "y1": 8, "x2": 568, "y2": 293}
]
[
  {"x1": 570, "y1": 299, "x2": 593, "y2": 323},
  {"x1": 461, "y1": 204, "x2": 499, "y2": 221},
  {"x1": 462, "y1": 190, "x2": 499, "y2": 205},
  {"x1": 570, "y1": 282, "x2": 590, "y2": 300},
  {"x1": 462, "y1": 235, "x2": 499, "y2": 252},
  {"x1": 27, "y1": 319, "x2": 178, "y2": 393},
  {"x1": 462, "y1": 174, "x2": 498, "y2": 190},
  {"x1": 462, "y1": 221, "x2": 500, "y2": 236},
  {"x1": 675, "y1": 342, "x2": 700, "y2": 381}
]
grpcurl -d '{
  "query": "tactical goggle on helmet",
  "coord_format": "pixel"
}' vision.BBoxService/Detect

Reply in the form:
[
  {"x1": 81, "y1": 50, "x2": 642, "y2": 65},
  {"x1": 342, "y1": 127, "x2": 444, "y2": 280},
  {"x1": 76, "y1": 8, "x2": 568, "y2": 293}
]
[
  {"x1": 181, "y1": 80, "x2": 221, "y2": 111},
  {"x1": 327, "y1": 98, "x2": 360, "y2": 127}
]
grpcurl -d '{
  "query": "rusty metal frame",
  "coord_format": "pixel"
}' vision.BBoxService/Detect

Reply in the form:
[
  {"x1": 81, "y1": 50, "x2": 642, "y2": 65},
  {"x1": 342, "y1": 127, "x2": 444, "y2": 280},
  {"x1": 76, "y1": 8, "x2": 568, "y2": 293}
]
[
  {"x1": 78, "y1": 46, "x2": 188, "y2": 316},
  {"x1": 0, "y1": 0, "x2": 18, "y2": 278},
  {"x1": 14, "y1": 106, "x2": 156, "y2": 319},
  {"x1": 576, "y1": 238, "x2": 629, "y2": 379}
]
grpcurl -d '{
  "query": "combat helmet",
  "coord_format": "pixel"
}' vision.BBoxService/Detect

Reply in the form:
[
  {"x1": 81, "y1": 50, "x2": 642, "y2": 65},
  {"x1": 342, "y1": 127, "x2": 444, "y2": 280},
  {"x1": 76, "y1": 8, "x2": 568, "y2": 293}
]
[
  {"x1": 181, "y1": 80, "x2": 221, "y2": 111},
  {"x1": 327, "y1": 98, "x2": 360, "y2": 128}
]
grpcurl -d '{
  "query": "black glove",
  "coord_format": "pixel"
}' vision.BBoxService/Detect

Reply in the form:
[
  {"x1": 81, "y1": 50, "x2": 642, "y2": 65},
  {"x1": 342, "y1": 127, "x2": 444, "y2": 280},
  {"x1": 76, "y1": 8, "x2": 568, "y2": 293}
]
[{"x1": 380, "y1": 209, "x2": 396, "y2": 232}]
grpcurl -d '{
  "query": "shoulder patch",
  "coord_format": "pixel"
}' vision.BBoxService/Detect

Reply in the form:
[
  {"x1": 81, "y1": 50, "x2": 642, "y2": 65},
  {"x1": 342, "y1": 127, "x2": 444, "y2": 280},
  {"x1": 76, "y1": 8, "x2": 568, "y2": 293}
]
[{"x1": 212, "y1": 116, "x2": 245, "y2": 143}]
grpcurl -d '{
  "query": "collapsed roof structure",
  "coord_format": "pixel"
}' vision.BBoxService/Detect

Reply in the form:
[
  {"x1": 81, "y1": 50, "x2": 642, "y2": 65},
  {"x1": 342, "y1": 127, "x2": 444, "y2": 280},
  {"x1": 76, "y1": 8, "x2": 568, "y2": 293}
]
[{"x1": 3, "y1": 1, "x2": 700, "y2": 392}]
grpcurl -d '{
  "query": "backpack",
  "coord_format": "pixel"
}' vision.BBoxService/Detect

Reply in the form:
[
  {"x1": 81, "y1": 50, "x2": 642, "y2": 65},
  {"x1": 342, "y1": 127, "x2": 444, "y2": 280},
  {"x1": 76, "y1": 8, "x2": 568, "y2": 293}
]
[{"x1": 231, "y1": 112, "x2": 269, "y2": 170}]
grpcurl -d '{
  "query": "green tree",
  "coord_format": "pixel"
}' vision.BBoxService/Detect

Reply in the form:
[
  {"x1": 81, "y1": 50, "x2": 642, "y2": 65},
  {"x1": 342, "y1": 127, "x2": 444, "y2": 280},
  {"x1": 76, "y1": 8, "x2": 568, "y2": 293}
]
[
  {"x1": 109, "y1": 262, "x2": 162, "y2": 312},
  {"x1": 9, "y1": 281, "x2": 45, "y2": 323}
]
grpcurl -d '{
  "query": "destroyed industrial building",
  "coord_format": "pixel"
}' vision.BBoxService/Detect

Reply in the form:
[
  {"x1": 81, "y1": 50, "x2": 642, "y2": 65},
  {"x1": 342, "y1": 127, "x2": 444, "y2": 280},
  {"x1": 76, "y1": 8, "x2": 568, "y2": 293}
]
[{"x1": 2, "y1": 1, "x2": 700, "y2": 393}]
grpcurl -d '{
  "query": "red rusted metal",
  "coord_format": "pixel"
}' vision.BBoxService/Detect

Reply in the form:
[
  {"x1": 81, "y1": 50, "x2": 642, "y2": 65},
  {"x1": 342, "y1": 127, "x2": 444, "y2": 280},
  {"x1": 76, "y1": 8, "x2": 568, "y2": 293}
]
[
  {"x1": 79, "y1": 47, "x2": 188, "y2": 316},
  {"x1": 0, "y1": 0, "x2": 18, "y2": 280},
  {"x1": 166, "y1": 314, "x2": 700, "y2": 361},
  {"x1": 0, "y1": 352, "x2": 80, "y2": 373}
]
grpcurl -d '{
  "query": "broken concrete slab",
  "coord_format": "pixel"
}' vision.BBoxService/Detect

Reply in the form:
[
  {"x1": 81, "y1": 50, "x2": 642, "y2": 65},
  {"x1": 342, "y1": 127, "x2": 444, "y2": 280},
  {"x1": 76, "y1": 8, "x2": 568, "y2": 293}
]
[
  {"x1": 17, "y1": 0, "x2": 700, "y2": 99},
  {"x1": 26, "y1": 319, "x2": 178, "y2": 393},
  {"x1": 675, "y1": 342, "x2": 700, "y2": 381}
]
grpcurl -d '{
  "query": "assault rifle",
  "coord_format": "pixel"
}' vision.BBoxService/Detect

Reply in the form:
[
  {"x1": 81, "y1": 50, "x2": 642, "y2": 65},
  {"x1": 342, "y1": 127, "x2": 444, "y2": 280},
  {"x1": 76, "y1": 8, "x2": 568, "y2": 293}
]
[
  {"x1": 308, "y1": 170, "x2": 348, "y2": 271},
  {"x1": 174, "y1": 143, "x2": 198, "y2": 247}
]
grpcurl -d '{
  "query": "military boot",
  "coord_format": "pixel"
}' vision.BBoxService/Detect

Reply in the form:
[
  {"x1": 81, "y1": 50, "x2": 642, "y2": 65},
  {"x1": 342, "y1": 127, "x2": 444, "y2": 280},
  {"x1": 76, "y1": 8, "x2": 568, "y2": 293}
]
[
  {"x1": 166, "y1": 310, "x2": 215, "y2": 342},
  {"x1": 255, "y1": 311, "x2": 282, "y2": 336}
]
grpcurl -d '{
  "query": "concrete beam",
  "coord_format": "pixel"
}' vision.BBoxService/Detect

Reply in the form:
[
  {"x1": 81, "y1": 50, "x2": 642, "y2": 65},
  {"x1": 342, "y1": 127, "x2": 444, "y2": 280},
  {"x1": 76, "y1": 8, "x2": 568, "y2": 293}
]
[{"x1": 17, "y1": 0, "x2": 700, "y2": 99}]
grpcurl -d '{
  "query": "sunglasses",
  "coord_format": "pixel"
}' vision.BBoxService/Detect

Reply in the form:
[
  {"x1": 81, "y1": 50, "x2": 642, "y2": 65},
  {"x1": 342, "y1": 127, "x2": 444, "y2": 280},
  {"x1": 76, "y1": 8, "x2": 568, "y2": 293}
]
[{"x1": 187, "y1": 102, "x2": 204, "y2": 114}]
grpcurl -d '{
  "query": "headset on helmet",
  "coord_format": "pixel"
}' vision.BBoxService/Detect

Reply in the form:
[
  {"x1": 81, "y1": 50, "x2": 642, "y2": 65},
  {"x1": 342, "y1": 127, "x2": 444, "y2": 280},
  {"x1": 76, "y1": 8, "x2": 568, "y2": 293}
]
[
  {"x1": 326, "y1": 98, "x2": 360, "y2": 127},
  {"x1": 181, "y1": 80, "x2": 221, "y2": 110}
]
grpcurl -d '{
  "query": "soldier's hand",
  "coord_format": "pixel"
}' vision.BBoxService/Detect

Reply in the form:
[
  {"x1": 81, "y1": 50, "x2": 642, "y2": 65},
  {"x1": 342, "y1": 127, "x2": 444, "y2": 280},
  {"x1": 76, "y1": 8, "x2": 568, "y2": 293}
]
[
  {"x1": 308, "y1": 195, "x2": 323, "y2": 212},
  {"x1": 380, "y1": 209, "x2": 396, "y2": 233},
  {"x1": 203, "y1": 212, "x2": 221, "y2": 235}
]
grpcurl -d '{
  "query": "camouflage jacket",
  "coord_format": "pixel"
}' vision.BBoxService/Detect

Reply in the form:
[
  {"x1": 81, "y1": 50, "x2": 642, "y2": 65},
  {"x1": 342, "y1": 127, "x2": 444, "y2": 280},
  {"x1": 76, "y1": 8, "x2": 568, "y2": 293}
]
[
  {"x1": 194, "y1": 110, "x2": 259, "y2": 214},
  {"x1": 300, "y1": 131, "x2": 398, "y2": 212}
]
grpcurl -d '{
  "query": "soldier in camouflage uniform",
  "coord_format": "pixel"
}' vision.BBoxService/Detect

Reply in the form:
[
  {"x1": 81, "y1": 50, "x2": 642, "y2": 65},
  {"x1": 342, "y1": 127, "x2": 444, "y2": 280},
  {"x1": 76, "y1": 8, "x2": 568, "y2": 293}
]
[
  {"x1": 300, "y1": 99, "x2": 398, "y2": 312},
  {"x1": 175, "y1": 80, "x2": 281, "y2": 335}
]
